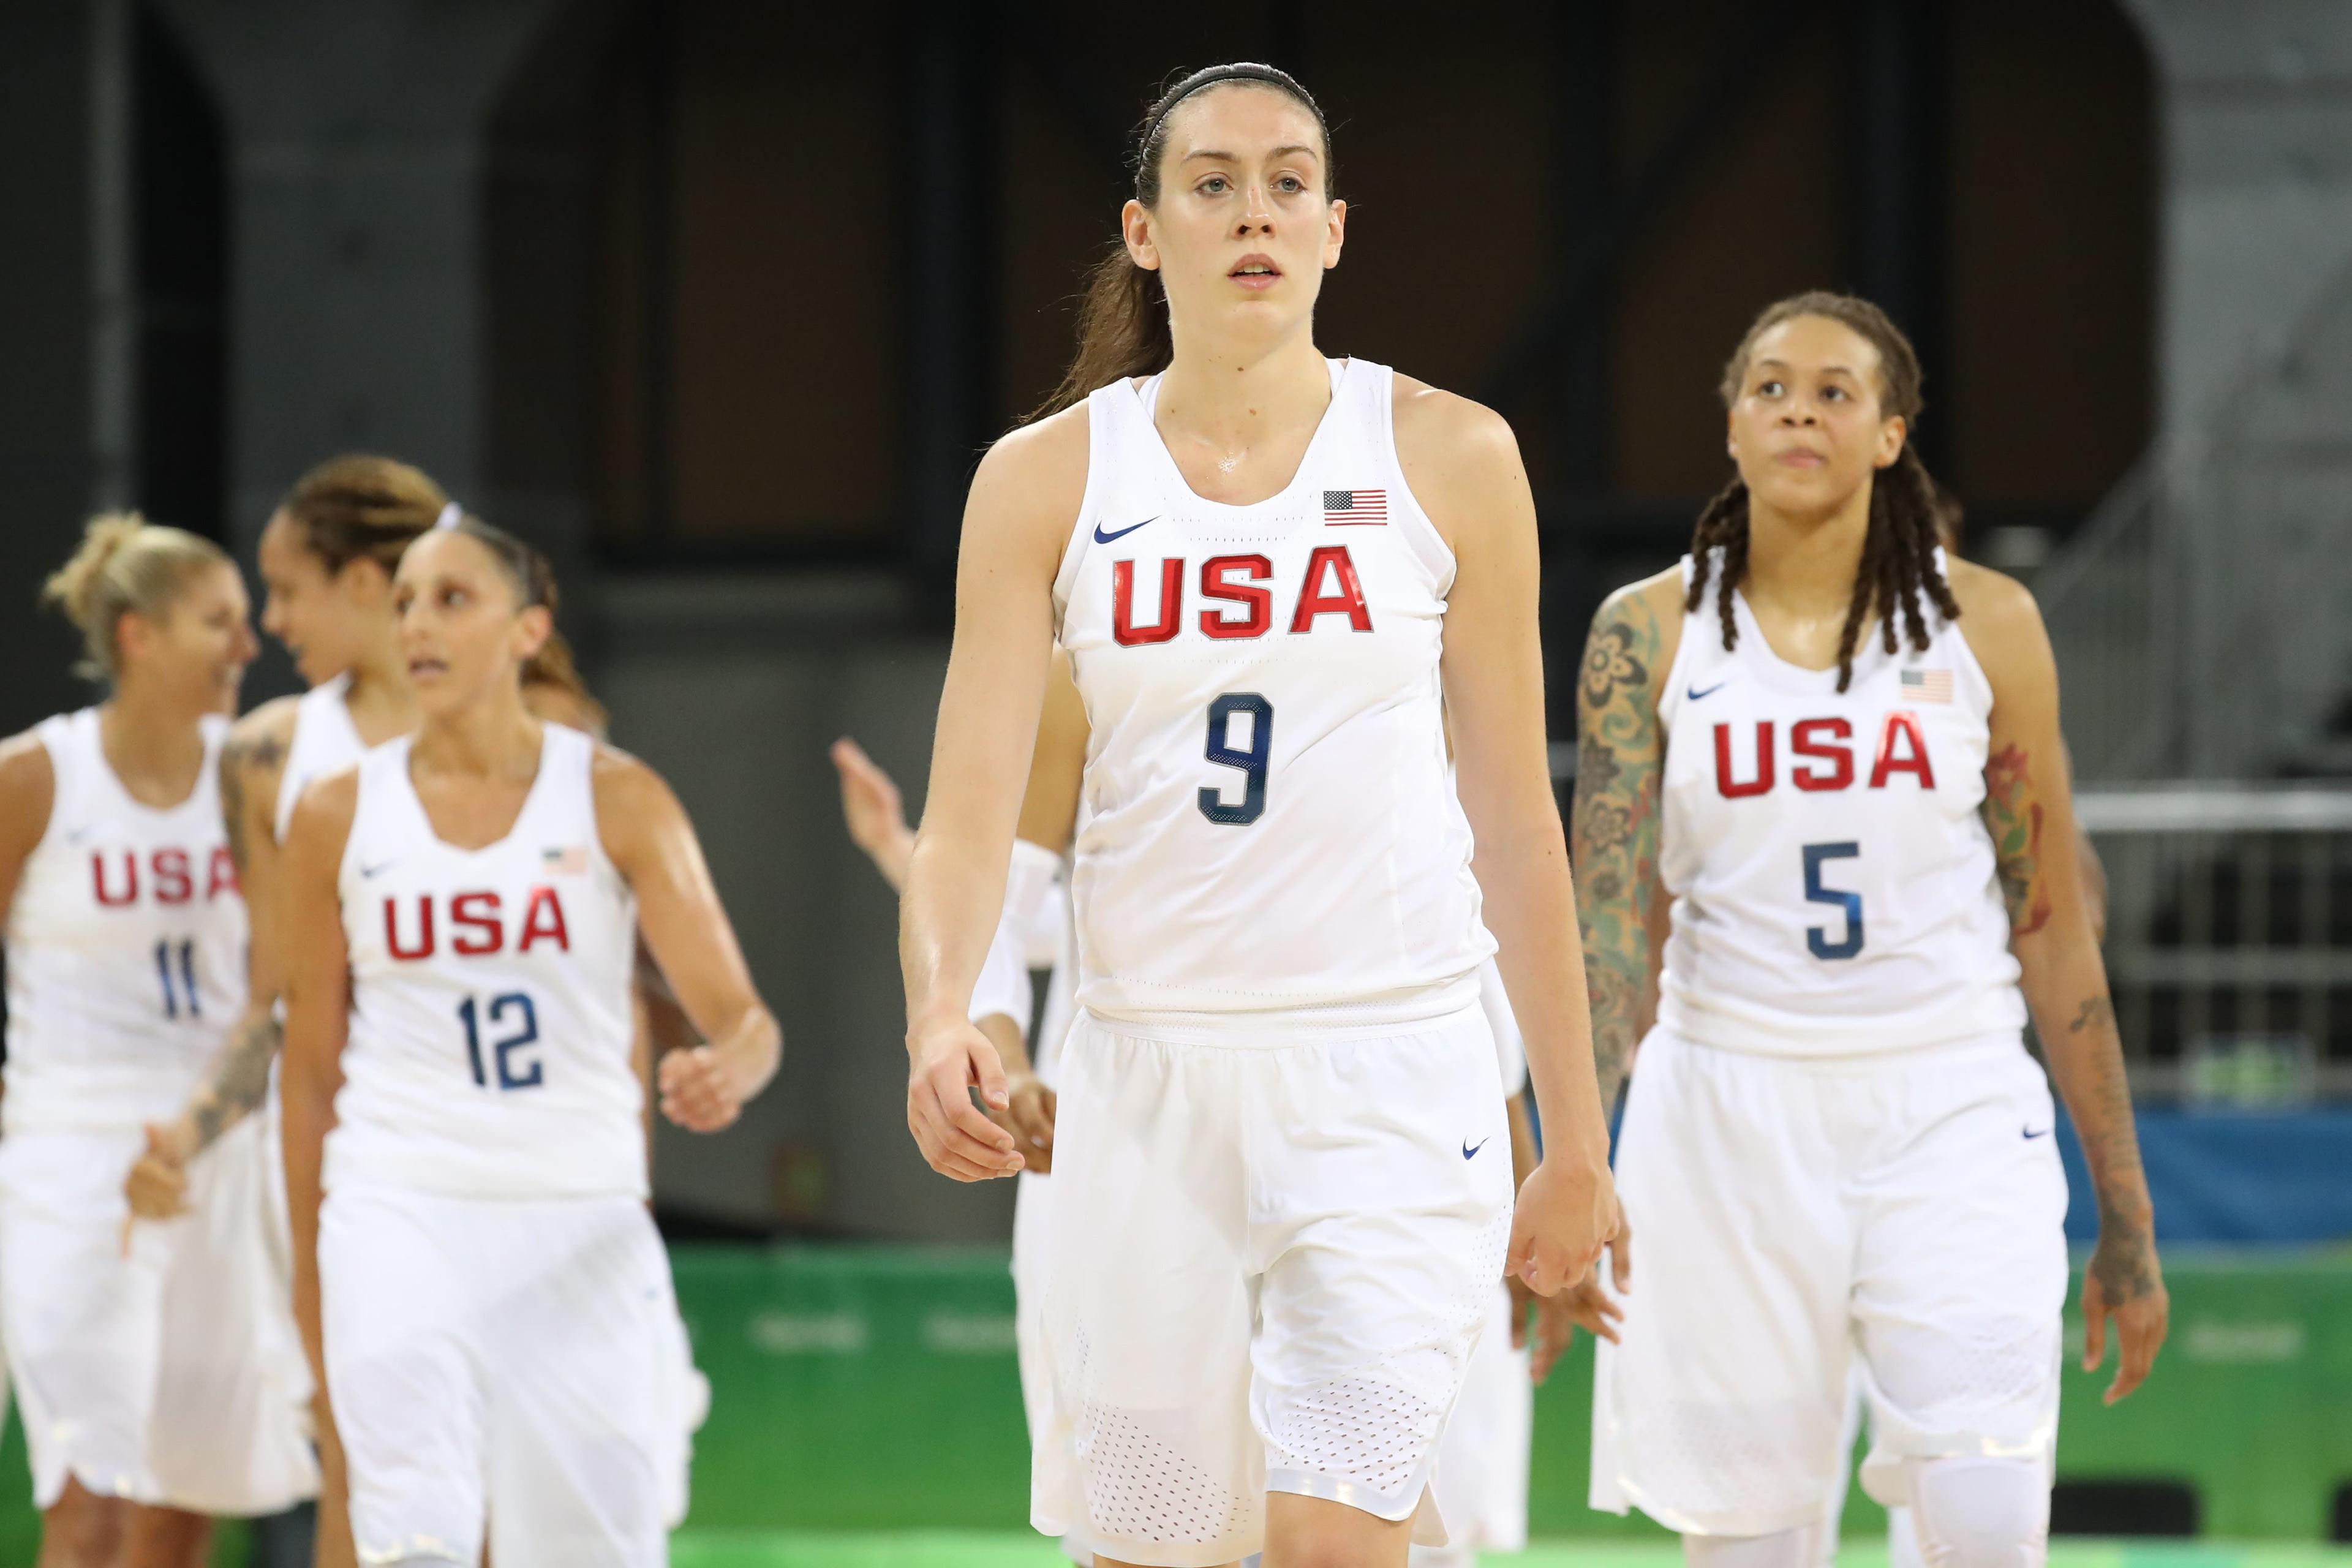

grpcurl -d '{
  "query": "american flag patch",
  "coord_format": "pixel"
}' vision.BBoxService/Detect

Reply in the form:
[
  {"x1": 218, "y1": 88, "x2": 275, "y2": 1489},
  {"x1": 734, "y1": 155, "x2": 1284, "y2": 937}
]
[
  {"x1": 1900, "y1": 669, "x2": 1953, "y2": 704},
  {"x1": 1323, "y1": 489, "x2": 1387, "y2": 525},
  {"x1": 541, "y1": 845, "x2": 589, "y2": 875}
]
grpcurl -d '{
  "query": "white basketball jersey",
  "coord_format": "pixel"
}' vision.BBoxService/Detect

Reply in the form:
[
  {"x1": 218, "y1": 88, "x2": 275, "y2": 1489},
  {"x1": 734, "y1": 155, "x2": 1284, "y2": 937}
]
[
  {"x1": 3, "y1": 709, "x2": 246, "y2": 1133},
  {"x1": 1053, "y1": 359, "x2": 1492, "y2": 1027},
  {"x1": 1655, "y1": 552, "x2": 2026, "y2": 1056},
  {"x1": 274, "y1": 673, "x2": 365, "y2": 844},
  {"x1": 325, "y1": 725, "x2": 644, "y2": 1199}
]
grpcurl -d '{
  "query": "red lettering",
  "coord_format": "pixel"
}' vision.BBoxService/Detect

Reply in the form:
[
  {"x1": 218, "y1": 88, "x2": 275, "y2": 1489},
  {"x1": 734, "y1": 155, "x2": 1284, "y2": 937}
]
[
  {"x1": 451, "y1": 891, "x2": 503, "y2": 956},
  {"x1": 1790, "y1": 718, "x2": 1854, "y2": 792},
  {"x1": 1288, "y1": 545, "x2": 1372, "y2": 633},
  {"x1": 1197, "y1": 554, "x2": 1273, "y2": 639},
  {"x1": 517, "y1": 886, "x2": 570, "y2": 953},
  {"x1": 1713, "y1": 722, "x2": 1776, "y2": 798},
  {"x1": 1869, "y1": 711, "x2": 1937, "y2": 790},
  {"x1": 151, "y1": 848, "x2": 194, "y2": 905},
  {"x1": 92, "y1": 851, "x2": 138, "y2": 907},
  {"x1": 1111, "y1": 559, "x2": 1184, "y2": 646},
  {"x1": 205, "y1": 846, "x2": 239, "y2": 901},
  {"x1": 384, "y1": 896, "x2": 435, "y2": 960}
]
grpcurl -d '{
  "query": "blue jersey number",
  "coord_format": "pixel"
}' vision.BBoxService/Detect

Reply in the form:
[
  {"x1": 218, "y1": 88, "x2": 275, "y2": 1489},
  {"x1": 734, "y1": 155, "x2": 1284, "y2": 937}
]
[
  {"x1": 458, "y1": 992, "x2": 545, "y2": 1089},
  {"x1": 1198, "y1": 693, "x2": 1273, "y2": 826},
  {"x1": 153, "y1": 939, "x2": 200, "y2": 1020},
  {"x1": 1801, "y1": 842, "x2": 1865, "y2": 960}
]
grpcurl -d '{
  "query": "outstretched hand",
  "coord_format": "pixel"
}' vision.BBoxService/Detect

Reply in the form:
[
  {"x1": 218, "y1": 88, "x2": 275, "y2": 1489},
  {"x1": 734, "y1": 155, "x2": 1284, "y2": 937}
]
[
  {"x1": 830, "y1": 738, "x2": 916, "y2": 892},
  {"x1": 907, "y1": 1016, "x2": 1024, "y2": 1182},
  {"x1": 659, "y1": 1041, "x2": 768, "y2": 1133}
]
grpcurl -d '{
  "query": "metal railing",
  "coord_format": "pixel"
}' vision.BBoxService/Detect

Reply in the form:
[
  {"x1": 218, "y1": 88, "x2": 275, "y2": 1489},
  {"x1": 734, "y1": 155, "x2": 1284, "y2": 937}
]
[{"x1": 2080, "y1": 787, "x2": 2352, "y2": 1101}]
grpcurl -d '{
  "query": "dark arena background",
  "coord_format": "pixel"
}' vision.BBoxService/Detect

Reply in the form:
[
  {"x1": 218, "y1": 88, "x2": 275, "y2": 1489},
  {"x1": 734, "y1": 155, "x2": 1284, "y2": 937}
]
[{"x1": 1, "y1": 2, "x2": 2348, "y2": 1565}]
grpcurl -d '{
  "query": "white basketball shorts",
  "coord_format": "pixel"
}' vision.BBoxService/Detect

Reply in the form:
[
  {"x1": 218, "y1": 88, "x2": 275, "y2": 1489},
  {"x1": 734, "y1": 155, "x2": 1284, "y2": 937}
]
[
  {"x1": 1031, "y1": 1004, "x2": 1513, "y2": 1567},
  {"x1": 1427, "y1": 1283, "x2": 1531, "y2": 1552},
  {"x1": 0, "y1": 1117, "x2": 318, "y2": 1514},
  {"x1": 1591, "y1": 1028, "x2": 2069, "y2": 1537},
  {"x1": 319, "y1": 1183, "x2": 677, "y2": 1566}
]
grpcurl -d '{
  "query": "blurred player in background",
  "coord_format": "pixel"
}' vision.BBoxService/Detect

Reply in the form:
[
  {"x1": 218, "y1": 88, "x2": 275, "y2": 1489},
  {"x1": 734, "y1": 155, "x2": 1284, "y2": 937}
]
[
  {"x1": 1571, "y1": 292, "x2": 2165, "y2": 1568},
  {"x1": 0, "y1": 517, "x2": 315, "y2": 1568},
  {"x1": 276, "y1": 514, "x2": 777, "y2": 1566}
]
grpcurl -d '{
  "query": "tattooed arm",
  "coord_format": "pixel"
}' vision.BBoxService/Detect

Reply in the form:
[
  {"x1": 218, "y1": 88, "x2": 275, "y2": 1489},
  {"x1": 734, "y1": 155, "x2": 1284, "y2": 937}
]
[
  {"x1": 124, "y1": 700, "x2": 299, "y2": 1221},
  {"x1": 1570, "y1": 571, "x2": 1680, "y2": 1110},
  {"x1": 1954, "y1": 561, "x2": 2166, "y2": 1403}
]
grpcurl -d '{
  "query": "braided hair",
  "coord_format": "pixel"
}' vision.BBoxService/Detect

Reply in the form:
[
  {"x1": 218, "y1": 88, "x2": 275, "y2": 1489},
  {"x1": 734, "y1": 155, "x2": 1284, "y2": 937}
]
[{"x1": 1687, "y1": 291, "x2": 1961, "y2": 693}]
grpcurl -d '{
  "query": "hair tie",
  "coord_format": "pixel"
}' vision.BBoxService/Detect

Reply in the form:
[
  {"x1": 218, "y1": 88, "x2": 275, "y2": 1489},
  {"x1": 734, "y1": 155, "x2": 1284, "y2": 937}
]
[{"x1": 434, "y1": 503, "x2": 462, "y2": 531}]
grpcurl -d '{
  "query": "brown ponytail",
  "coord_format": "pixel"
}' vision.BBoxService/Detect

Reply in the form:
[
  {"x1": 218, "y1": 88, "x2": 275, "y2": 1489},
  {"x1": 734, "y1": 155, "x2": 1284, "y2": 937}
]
[
  {"x1": 522, "y1": 630, "x2": 608, "y2": 738},
  {"x1": 1030, "y1": 62, "x2": 1333, "y2": 421}
]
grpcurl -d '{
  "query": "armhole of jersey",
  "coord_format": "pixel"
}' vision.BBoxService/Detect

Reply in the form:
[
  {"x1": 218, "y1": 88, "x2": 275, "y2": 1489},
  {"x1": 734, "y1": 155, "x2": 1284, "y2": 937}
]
[
  {"x1": 1375, "y1": 364, "x2": 1461, "y2": 598},
  {"x1": 331, "y1": 747, "x2": 379, "y2": 893},
  {"x1": 1653, "y1": 558, "x2": 1701, "y2": 733},
  {"x1": 571, "y1": 728, "x2": 633, "y2": 899},
  {"x1": 25, "y1": 714, "x2": 79, "y2": 858},
  {"x1": 271, "y1": 703, "x2": 306, "y2": 846},
  {"x1": 1049, "y1": 388, "x2": 1113, "y2": 634},
  {"x1": 1945, "y1": 602, "x2": 1999, "y2": 720}
]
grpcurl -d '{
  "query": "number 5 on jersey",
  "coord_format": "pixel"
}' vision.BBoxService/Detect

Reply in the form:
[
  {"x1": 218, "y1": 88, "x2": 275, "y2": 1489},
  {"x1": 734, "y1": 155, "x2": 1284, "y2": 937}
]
[
  {"x1": 1199, "y1": 693, "x2": 1273, "y2": 826},
  {"x1": 1802, "y1": 842, "x2": 1864, "y2": 960}
]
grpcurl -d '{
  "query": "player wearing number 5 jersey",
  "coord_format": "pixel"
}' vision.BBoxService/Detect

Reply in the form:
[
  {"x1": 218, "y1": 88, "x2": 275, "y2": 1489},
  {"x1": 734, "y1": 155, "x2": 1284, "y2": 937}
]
[
  {"x1": 899, "y1": 62, "x2": 1617, "y2": 1568},
  {"x1": 278, "y1": 514, "x2": 780, "y2": 1567},
  {"x1": 1571, "y1": 294, "x2": 2168, "y2": 1568},
  {"x1": 0, "y1": 518, "x2": 314, "y2": 1568}
]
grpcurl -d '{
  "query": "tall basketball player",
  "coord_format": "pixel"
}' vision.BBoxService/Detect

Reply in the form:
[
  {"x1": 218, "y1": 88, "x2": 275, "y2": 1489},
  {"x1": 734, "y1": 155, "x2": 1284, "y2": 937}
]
[
  {"x1": 897, "y1": 62, "x2": 1617, "y2": 1568},
  {"x1": 275, "y1": 514, "x2": 776, "y2": 1566},
  {"x1": 0, "y1": 518, "x2": 315, "y2": 1568},
  {"x1": 1572, "y1": 293, "x2": 2168, "y2": 1568}
]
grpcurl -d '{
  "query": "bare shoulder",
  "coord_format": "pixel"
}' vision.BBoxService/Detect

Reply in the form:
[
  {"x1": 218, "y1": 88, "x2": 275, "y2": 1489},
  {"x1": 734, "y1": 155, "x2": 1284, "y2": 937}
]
[
  {"x1": 285, "y1": 765, "x2": 360, "y2": 862},
  {"x1": 0, "y1": 725, "x2": 57, "y2": 825},
  {"x1": 1583, "y1": 567, "x2": 1685, "y2": 715},
  {"x1": 973, "y1": 404, "x2": 1091, "y2": 518},
  {"x1": 225, "y1": 696, "x2": 301, "y2": 774},
  {"x1": 1946, "y1": 557, "x2": 2052, "y2": 687},
  {"x1": 1390, "y1": 374, "x2": 1521, "y2": 480},
  {"x1": 589, "y1": 743, "x2": 688, "y2": 869}
]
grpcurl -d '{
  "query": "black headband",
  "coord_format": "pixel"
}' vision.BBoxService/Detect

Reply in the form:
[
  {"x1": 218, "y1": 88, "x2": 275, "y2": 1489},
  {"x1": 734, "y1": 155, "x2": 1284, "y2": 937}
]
[{"x1": 1137, "y1": 63, "x2": 1325, "y2": 189}]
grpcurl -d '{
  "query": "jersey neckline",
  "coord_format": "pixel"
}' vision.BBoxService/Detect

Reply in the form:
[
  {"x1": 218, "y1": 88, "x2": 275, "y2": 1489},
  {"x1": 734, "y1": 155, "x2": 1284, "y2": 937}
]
[
  {"x1": 72, "y1": 706, "x2": 215, "y2": 818},
  {"x1": 390, "y1": 724, "x2": 560, "y2": 859},
  {"x1": 1126, "y1": 356, "x2": 1351, "y2": 514}
]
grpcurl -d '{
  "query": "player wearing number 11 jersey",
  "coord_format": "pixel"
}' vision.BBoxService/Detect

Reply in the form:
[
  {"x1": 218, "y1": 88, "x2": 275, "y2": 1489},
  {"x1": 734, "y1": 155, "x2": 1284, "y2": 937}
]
[
  {"x1": 277, "y1": 514, "x2": 778, "y2": 1567},
  {"x1": 1570, "y1": 294, "x2": 2168, "y2": 1568}
]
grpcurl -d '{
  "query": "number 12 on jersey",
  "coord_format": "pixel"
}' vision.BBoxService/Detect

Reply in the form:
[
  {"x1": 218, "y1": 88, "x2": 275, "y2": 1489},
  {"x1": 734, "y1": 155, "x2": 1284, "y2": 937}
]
[
  {"x1": 458, "y1": 992, "x2": 544, "y2": 1090},
  {"x1": 1199, "y1": 693, "x2": 1273, "y2": 826}
]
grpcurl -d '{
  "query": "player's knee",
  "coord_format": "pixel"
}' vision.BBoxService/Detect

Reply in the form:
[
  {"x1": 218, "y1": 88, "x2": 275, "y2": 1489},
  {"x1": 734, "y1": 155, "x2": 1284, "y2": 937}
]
[
  {"x1": 45, "y1": 1490, "x2": 129, "y2": 1567},
  {"x1": 1683, "y1": 1523, "x2": 1825, "y2": 1568},
  {"x1": 1907, "y1": 1457, "x2": 2048, "y2": 1568}
]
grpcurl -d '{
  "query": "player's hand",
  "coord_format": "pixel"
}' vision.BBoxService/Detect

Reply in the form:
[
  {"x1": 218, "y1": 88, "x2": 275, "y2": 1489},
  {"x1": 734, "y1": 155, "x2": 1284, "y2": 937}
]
[
  {"x1": 1506, "y1": 1153, "x2": 1618, "y2": 1298},
  {"x1": 907, "y1": 1014, "x2": 1023, "y2": 1182},
  {"x1": 659, "y1": 1042, "x2": 760, "y2": 1133},
  {"x1": 1508, "y1": 1270, "x2": 1585, "y2": 1385},
  {"x1": 124, "y1": 1119, "x2": 196, "y2": 1223},
  {"x1": 830, "y1": 737, "x2": 916, "y2": 892},
  {"x1": 985, "y1": 1070, "x2": 1057, "y2": 1176},
  {"x1": 1558, "y1": 1211, "x2": 1630, "y2": 1349},
  {"x1": 2082, "y1": 1221, "x2": 2167, "y2": 1404}
]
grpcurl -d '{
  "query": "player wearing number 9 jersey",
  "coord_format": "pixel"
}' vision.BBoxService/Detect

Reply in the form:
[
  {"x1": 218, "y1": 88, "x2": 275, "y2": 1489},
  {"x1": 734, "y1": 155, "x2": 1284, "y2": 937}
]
[
  {"x1": 0, "y1": 517, "x2": 315, "y2": 1568},
  {"x1": 899, "y1": 63, "x2": 1618, "y2": 1568},
  {"x1": 277, "y1": 514, "x2": 780, "y2": 1567},
  {"x1": 1570, "y1": 293, "x2": 2167, "y2": 1568}
]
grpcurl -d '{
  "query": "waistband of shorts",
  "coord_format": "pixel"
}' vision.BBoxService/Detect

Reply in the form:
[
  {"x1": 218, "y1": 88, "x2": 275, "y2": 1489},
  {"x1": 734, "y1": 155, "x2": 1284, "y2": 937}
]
[
  {"x1": 1079, "y1": 975, "x2": 1485, "y2": 1049},
  {"x1": 1648, "y1": 1021, "x2": 2030, "y2": 1076}
]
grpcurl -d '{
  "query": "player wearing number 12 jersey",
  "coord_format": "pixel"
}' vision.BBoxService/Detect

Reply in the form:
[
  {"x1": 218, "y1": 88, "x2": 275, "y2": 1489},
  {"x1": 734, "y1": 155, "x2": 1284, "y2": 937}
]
[
  {"x1": 1570, "y1": 294, "x2": 2168, "y2": 1568},
  {"x1": 277, "y1": 515, "x2": 779, "y2": 1567},
  {"x1": 900, "y1": 63, "x2": 1617, "y2": 1568}
]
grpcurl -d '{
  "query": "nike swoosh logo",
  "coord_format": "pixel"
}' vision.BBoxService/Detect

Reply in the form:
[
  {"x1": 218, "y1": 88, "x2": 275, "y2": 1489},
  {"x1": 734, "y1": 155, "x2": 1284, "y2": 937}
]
[
  {"x1": 1093, "y1": 516, "x2": 1158, "y2": 545},
  {"x1": 361, "y1": 860, "x2": 398, "y2": 879},
  {"x1": 1461, "y1": 1138, "x2": 1489, "y2": 1160},
  {"x1": 1686, "y1": 680, "x2": 1730, "y2": 701},
  {"x1": 2021, "y1": 1126, "x2": 2052, "y2": 1140},
  {"x1": 66, "y1": 825, "x2": 97, "y2": 845}
]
